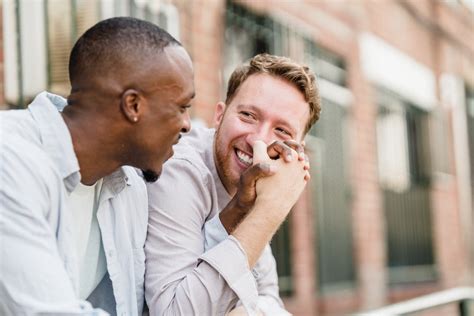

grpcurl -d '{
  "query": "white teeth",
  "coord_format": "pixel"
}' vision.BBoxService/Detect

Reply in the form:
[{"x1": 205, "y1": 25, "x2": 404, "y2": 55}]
[{"x1": 236, "y1": 149, "x2": 253, "y2": 165}]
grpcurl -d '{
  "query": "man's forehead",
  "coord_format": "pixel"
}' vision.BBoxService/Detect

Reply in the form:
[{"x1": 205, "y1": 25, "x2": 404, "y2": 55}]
[
  {"x1": 145, "y1": 47, "x2": 194, "y2": 91},
  {"x1": 161, "y1": 45, "x2": 193, "y2": 73}
]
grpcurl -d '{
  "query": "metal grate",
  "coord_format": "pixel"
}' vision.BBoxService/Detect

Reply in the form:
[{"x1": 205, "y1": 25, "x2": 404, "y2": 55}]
[
  {"x1": 308, "y1": 98, "x2": 355, "y2": 293},
  {"x1": 270, "y1": 219, "x2": 293, "y2": 296},
  {"x1": 466, "y1": 86, "x2": 474, "y2": 201},
  {"x1": 376, "y1": 89, "x2": 435, "y2": 284}
]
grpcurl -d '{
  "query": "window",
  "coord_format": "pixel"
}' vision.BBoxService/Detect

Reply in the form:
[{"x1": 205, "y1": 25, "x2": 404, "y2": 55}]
[
  {"x1": 46, "y1": 0, "x2": 100, "y2": 97},
  {"x1": 4, "y1": 0, "x2": 49, "y2": 107},
  {"x1": 3, "y1": 0, "x2": 180, "y2": 107},
  {"x1": 376, "y1": 89, "x2": 436, "y2": 284},
  {"x1": 308, "y1": 98, "x2": 354, "y2": 293}
]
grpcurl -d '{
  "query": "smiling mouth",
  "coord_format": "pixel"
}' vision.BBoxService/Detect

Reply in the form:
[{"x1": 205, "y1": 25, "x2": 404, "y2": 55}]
[{"x1": 235, "y1": 148, "x2": 253, "y2": 166}]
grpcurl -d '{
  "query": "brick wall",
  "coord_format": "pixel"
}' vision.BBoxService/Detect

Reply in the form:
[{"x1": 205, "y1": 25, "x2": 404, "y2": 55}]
[
  {"x1": 182, "y1": 0, "x2": 474, "y2": 315},
  {"x1": 0, "y1": 1, "x2": 471, "y2": 314}
]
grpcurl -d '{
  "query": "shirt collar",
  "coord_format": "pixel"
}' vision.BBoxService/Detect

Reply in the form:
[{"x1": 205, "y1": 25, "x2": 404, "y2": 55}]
[
  {"x1": 100, "y1": 168, "x2": 132, "y2": 202},
  {"x1": 28, "y1": 92, "x2": 80, "y2": 193},
  {"x1": 28, "y1": 91, "x2": 132, "y2": 196}
]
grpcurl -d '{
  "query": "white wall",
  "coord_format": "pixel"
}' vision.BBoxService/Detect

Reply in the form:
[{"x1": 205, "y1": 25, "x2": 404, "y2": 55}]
[
  {"x1": 359, "y1": 32, "x2": 436, "y2": 111},
  {"x1": 3, "y1": 0, "x2": 47, "y2": 104}
]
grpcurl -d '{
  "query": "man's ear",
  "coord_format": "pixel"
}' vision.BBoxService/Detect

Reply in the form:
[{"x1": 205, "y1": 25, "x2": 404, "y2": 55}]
[
  {"x1": 214, "y1": 101, "x2": 226, "y2": 128},
  {"x1": 120, "y1": 89, "x2": 143, "y2": 123}
]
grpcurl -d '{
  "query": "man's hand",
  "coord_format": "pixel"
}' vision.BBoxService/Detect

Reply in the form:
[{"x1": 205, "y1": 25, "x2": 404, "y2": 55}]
[
  {"x1": 253, "y1": 141, "x2": 308, "y2": 222},
  {"x1": 220, "y1": 140, "x2": 309, "y2": 233},
  {"x1": 267, "y1": 140, "x2": 305, "y2": 161},
  {"x1": 220, "y1": 161, "x2": 276, "y2": 233},
  {"x1": 267, "y1": 140, "x2": 310, "y2": 180},
  {"x1": 232, "y1": 141, "x2": 309, "y2": 267}
]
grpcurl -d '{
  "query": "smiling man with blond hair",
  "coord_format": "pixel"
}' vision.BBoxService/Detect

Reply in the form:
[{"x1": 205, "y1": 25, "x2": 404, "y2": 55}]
[{"x1": 145, "y1": 53, "x2": 321, "y2": 315}]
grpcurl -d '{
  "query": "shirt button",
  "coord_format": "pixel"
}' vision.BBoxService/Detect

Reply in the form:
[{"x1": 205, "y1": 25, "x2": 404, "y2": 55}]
[{"x1": 251, "y1": 269, "x2": 260, "y2": 278}]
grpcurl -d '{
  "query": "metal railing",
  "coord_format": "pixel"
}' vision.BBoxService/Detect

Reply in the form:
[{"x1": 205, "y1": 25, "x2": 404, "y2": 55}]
[{"x1": 356, "y1": 287, "x2": 474, "y2": 315}]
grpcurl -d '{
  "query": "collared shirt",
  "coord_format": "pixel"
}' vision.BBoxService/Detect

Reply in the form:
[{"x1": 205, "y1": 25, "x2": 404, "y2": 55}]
[
  {"x1": 145, "y1": 126, "x2": 289, "y2": 315},
  {"x1": 0, "y1": 92, "x2": 148, "y2": 316}
]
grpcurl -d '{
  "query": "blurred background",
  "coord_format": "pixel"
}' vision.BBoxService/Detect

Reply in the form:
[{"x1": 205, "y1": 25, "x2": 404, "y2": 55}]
[{"x1": 1, "y1": 0, "x2": 473, "y2": 315}]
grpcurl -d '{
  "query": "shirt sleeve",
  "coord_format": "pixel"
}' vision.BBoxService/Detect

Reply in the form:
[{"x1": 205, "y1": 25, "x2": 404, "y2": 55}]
[
  {"x1": 0, "y1": 138, "x2": 107, "y2": 315},
  {"x1": 253, "y1": 245, "x2": 291, "y2": 316},
  {"x1": 203, "y1": 207, "x2": 290, "y2": 315},
  {"x1": 145, "y1": 158, "x2": 260, "y2": 315}
]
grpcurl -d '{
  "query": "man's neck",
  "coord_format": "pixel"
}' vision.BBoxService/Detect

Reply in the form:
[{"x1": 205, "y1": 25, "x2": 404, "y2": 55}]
[{"x1": 61, "y1": 111, "x2": 121, "y2": 185}]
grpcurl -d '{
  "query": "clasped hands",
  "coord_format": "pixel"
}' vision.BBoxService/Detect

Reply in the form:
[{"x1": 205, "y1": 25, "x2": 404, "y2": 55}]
[
  {"x1": 230, "y1": 139, "x2": 310, "y2": 225},
  {"x1": 252, "y1": 140, "x2": 309, "y2": 218}
]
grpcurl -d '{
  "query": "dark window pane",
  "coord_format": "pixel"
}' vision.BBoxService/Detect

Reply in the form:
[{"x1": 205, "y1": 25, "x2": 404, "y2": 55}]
[{"x1": 376, "y1": 89, "x2": 436, "y2": 284}]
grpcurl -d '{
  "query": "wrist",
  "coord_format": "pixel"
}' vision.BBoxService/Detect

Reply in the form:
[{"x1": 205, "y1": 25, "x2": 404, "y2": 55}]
[
  {"x1": 220, "y1": 196, "x2": 252, "y2": 234},
  {"x1": 251, "y1": 199, "x2": 288, "y2": 227}
]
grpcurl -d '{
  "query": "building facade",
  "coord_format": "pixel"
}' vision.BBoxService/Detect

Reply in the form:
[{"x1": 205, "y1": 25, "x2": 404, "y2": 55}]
[{"x1": 2, "y1": 0, "x2": 474, "y2": 315}]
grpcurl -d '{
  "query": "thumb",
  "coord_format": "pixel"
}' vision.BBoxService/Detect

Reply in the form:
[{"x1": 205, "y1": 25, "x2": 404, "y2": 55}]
[{"x1": 252, "y1": 140, "x2": 270, "y2": 165}]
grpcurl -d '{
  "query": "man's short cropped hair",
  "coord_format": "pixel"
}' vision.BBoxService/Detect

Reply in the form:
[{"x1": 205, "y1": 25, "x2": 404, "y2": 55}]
[
  {"x1": 69, "y1": 17, "x2": 180, "y2": 83},
  {"x1": 225, "y1": 53, "x2": 321, "y2": 134}
]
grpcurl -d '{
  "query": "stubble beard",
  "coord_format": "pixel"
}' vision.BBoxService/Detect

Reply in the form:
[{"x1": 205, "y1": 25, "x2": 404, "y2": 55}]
[
  {"x1": 142, "y1": 169, "x2": 160, "y2": 183},
  {"x1": 214, "y1": 130, "x2": 239, "y2": 194}
]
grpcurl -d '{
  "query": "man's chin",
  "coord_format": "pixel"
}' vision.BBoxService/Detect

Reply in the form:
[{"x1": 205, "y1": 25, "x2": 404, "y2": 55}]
[{"x1": 142, "y1": 169, "x2": 161, "y2": 183}]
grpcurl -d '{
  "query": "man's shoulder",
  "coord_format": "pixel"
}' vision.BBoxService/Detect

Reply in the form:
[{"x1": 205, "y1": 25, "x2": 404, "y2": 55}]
[
  {"x1": 1, "y1": 107, "x2": 66, "y2": 206},
  {"x1": 148, "y1": 127, "x2": 217, "y2": 196},
  {"x1": 167, "y1": 126, "x2": 215, "y2": 177},
  {"x1": 2, "y1": 123, "x2": 50, "y2": 172},
  {"x1": 174, "y1": 126, "x2": 214, "y2": 155},
  {"x1": 1, "y1": 108, "x2": 40, "y2": 144},
  {"x1": 1, "y1": 127, "x2": 63, "y2": 221}
]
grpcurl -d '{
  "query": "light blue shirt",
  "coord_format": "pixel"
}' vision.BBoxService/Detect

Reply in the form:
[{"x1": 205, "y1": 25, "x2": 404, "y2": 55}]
[{"x1": 0, "y1": 92, "x2": 148, "y2": 316}]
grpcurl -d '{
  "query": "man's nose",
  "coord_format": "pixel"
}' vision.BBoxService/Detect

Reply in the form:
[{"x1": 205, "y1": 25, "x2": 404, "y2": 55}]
[
  {"x1": 245, "y1": 126, "x2": 272, "y2": 146},
  {"x1": 181, "y1": 112, "x2": 191, "y2": 133}
]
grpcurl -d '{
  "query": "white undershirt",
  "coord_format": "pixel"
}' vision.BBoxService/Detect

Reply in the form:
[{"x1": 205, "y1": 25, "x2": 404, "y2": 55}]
[{"x1": 68, "y1": 179, "x2": 107, "y2": 299}]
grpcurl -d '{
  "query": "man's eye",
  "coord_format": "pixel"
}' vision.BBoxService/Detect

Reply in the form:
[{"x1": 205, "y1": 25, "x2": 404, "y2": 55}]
[
  {"x1": 181, "y1": 105, "x2": 191, "y2": 113},
  {"x1": 276, "y1": 127, "x2": 291, "y2": 136},
  {"x1": 240, "y1": 111, "x2": 255, "y2": 119}
]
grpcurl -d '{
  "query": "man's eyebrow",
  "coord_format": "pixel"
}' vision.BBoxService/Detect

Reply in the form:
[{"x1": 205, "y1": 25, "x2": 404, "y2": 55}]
[
  {"x1": 179, "y1": 91, "x2": 195, "y2": 105},
  {"x1": 236, "y1": 103, "x2": 261, "y2": 113}
]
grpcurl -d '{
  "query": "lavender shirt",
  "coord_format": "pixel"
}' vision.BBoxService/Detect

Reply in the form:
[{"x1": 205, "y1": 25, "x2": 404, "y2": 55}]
[{"x1": 145, "y1": 126, "x2": 289, "y2": 315}]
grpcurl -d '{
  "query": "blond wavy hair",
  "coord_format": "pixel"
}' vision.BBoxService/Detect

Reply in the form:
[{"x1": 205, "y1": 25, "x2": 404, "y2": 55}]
[{"x1": 225, "y1": 53, "x2": 321, "y2": 134}]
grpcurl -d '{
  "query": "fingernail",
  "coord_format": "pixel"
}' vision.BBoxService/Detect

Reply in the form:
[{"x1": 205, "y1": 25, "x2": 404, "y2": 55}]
[
  {"x1": 262, "y1": 163, "x2": 276, "y2": 173},
  {"x1": 287, "y1": 154, "x2": 293, "y2": 161}
]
